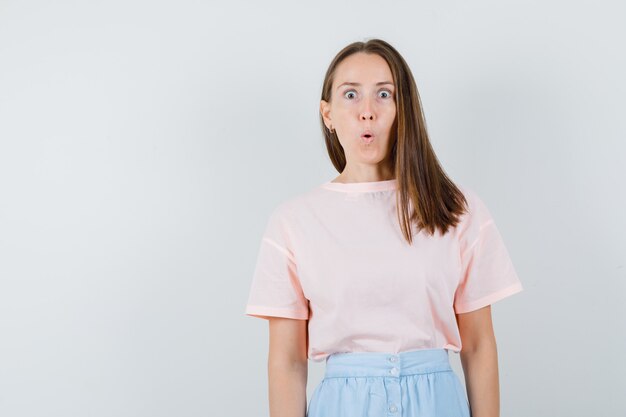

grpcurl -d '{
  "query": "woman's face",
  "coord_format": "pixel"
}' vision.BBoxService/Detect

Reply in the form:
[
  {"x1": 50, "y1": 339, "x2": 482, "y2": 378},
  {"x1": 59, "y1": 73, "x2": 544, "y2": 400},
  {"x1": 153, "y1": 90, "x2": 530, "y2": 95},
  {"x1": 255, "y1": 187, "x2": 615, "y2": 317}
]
[{"x1": 320, "y1": 52, "x2": 396, "y2": 173}]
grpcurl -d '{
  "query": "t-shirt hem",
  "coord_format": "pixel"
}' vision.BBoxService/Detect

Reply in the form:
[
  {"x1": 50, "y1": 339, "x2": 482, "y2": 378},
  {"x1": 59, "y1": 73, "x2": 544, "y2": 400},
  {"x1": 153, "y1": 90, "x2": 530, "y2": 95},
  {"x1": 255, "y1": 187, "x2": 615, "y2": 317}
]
[
  {"x1": 245, "y1": 305, "x2": 309, "y2": 320},
  {"x1": 454, "y1": 281, "x2": 524, "y2": 314}
]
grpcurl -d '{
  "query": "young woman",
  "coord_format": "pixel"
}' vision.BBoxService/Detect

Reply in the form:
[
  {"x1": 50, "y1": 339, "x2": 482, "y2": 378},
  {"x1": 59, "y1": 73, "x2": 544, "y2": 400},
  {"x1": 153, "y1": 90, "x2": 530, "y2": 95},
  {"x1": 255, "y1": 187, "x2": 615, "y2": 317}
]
[{"x1": 245, "y1": 38, "x2": 523, "y2": 417}]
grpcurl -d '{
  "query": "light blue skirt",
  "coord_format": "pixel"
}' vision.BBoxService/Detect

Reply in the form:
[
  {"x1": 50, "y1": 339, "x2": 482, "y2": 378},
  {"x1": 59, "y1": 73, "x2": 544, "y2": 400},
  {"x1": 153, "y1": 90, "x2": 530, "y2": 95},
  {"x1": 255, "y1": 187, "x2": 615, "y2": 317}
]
[{"x1": 306, "y1": 348, "x2": 470, "y2": 417}]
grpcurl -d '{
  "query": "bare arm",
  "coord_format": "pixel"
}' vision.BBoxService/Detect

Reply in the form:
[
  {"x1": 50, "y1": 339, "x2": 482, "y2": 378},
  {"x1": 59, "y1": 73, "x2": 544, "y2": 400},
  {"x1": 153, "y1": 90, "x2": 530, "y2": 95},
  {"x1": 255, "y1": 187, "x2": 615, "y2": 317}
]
[
  {"x1": 456, "y1": 305, "x2": 500, "y2": 417},
  {"x1": 267, "y1": 316, "x2": 309, "y2": 417}
]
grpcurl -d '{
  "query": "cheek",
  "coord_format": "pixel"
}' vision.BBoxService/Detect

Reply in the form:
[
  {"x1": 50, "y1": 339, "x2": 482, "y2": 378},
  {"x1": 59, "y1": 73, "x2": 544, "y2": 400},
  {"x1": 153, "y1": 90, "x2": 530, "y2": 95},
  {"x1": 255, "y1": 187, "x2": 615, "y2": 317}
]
[
  {"x1": 336, "y1": 105, "x2": 354, "y2": 116},
  {"x1": 383, "y1": 109, "x2": 396, "y2": 126},
  {"x1": 381, "y1": 100, "x2": 396, "y2": 114},
  {"x1": 388, "y1": 106, "x2": 397, "y2": 121}
]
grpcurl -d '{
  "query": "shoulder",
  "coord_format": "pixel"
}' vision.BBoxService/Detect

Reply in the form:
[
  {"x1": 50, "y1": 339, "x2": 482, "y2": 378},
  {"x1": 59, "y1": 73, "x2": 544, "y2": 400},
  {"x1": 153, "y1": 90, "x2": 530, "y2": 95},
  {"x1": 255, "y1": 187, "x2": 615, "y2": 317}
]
[
  {"x1": 454, "y1": 182, "x2": 494, "y2": 235},
  {"x1": 264, "y1": 184, "x2": 322, "y2": 230},
  {"x1": 271, "y1": 182, "x2": 324, "y2": 216},
  {"x1": 458, "y1": 182, "x2": 492, "y2": 216},
  {"x1": 456, "y1": 182, "x2": 484, "y2": 211}
]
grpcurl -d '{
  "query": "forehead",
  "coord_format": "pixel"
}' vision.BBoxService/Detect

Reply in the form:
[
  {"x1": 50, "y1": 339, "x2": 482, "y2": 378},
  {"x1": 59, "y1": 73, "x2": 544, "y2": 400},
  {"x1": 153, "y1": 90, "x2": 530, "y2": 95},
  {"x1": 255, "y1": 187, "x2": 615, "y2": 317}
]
[{"x1": 333, "y1": 53, "x2": 393, "y2": 87}]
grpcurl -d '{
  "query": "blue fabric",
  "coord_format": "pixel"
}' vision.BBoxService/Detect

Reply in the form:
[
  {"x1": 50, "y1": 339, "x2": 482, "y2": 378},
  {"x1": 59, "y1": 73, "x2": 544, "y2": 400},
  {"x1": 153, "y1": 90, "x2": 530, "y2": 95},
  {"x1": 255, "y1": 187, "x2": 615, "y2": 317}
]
[{"x1": 306, "y1": 348, "x2": 470, "y2": 417}]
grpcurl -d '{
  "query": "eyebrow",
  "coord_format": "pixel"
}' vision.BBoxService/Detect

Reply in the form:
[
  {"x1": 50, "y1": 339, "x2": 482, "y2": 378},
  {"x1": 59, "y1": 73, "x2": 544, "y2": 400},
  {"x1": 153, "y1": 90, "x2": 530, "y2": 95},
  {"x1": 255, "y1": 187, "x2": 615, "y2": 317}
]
[{"x1": 336, "y1": 81, "x2": 394, "y2": 90}]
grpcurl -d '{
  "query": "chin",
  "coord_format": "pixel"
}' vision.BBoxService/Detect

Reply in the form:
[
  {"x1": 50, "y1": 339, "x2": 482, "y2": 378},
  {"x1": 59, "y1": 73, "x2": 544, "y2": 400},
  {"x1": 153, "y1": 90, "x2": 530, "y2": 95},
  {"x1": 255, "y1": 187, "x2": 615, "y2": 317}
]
[{"x1": 356, "y1": 154, "x2": 387, "y2": 164}]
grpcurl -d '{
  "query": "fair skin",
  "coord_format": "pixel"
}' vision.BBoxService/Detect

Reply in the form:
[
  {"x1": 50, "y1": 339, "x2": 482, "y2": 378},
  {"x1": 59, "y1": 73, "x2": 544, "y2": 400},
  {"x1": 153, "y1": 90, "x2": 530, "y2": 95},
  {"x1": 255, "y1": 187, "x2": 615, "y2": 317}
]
[
  {"x1": 320, "y1": 52, "x2": 396, "y2": 183},
  {"x1": 457, "y1": 305, "x2": 502, "y2": 417},
  {"x1": 267, "y1": 317, "x2": 308, "y2": 417},
  {"x1": 268, "y1": 52, "x2": 501, "y2": 417}
]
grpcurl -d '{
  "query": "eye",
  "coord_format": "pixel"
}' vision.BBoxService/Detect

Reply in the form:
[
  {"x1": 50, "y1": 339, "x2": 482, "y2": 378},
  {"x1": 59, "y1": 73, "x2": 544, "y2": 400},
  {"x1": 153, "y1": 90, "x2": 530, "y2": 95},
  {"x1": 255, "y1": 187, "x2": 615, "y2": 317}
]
[
  {"x1": 379, "y1": 89, "x2": 393, "y2": 98},
  {"x1": 344, "y1": 90, "x2": 357, "y2": 99}
]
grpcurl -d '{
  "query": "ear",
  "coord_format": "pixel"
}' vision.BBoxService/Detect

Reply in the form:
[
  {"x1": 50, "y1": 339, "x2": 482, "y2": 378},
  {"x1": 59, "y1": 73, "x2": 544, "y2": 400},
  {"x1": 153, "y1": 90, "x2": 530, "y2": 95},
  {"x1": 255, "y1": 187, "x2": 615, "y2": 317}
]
[{"x1": 320, "y1": 100, "x2": 332, "y2": 129}]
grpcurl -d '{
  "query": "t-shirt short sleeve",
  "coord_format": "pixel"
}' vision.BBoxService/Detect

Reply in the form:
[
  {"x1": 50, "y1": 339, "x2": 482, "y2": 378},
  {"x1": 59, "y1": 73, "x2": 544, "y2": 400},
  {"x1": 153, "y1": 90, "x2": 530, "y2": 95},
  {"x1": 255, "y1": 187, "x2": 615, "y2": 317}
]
[
  {"x1": 454, "y1": 188, "x2": 524, "y2": 314},
  {"x1": 244, "y1": 204, "x2": 310, "y2": 320}
]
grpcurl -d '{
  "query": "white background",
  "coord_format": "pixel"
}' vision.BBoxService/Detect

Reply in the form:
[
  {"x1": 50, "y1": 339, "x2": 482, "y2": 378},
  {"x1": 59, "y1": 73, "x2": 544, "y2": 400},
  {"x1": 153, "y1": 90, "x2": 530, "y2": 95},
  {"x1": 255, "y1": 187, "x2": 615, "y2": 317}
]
[{"x1": 1, "y1": 0, "x2": 624, "y2": 416}]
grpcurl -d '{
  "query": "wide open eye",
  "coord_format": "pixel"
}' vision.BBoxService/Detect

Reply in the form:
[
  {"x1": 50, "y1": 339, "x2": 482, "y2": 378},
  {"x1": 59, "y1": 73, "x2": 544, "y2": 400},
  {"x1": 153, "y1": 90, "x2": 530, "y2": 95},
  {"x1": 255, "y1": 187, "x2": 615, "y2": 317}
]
[
  {"x1": 344, "y1": 90, "x2": 357, "y2": 99},
  {"x1": 379, "y1": 90, "x2": 392, "y2": 99}
]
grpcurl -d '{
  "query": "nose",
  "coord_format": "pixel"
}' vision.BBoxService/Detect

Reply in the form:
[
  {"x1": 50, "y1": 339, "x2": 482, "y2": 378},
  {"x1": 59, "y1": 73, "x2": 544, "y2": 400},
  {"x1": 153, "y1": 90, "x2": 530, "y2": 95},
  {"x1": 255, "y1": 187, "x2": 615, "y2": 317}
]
[{"x1": 360, "y1": 97, "x2": 374, "y2": 121}]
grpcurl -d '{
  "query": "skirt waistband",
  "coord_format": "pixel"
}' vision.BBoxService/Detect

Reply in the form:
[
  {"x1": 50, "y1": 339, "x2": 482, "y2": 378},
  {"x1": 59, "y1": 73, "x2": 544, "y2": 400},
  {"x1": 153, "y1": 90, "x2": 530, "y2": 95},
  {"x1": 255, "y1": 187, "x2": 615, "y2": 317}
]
[{"x1": 324, "y1": 348, "x2": 452, "y2": 378}]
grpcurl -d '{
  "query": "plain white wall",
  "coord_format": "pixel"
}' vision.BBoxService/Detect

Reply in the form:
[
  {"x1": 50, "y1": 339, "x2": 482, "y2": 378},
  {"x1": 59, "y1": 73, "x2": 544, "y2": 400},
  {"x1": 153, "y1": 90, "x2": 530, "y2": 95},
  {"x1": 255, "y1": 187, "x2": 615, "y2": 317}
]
[{"x1": 1, "y1": 0, "x2": 624, "y2": 416}]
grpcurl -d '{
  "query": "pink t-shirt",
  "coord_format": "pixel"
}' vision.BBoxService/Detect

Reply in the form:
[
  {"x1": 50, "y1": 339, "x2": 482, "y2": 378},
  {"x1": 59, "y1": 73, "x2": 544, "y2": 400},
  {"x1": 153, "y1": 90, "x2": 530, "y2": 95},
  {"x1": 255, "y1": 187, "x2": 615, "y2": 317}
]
[{"x1": 244, "y1": 178, "x2": 523, "y2": 362}]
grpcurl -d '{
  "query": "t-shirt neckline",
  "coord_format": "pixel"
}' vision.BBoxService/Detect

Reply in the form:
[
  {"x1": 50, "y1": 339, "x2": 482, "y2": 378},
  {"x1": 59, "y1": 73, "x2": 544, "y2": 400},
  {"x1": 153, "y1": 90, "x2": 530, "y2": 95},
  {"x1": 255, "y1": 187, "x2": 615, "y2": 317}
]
[{"x1": 320, "y1": 178, "x2": 398, "y2": 192}]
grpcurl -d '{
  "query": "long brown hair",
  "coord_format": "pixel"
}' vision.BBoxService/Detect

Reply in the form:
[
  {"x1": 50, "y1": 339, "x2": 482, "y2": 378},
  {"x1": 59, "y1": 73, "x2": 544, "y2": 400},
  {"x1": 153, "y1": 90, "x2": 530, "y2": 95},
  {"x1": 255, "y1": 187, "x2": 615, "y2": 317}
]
[{"x1": 320, "y1": 38, "x2": 468, "y2": 244}]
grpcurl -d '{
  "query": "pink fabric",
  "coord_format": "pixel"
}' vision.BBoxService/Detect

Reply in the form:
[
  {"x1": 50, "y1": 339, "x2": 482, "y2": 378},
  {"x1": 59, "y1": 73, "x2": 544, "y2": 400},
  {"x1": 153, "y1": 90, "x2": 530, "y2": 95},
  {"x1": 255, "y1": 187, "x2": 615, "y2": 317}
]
[{"x1": 244, "y1": 179, "x2": 523, "y2": 362}]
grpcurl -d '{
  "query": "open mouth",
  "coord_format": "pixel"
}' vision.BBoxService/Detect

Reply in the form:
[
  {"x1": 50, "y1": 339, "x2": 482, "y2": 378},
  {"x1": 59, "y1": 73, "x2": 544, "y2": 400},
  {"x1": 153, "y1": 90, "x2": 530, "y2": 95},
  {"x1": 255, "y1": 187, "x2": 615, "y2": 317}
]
[
  {"x1": 360, "y1": 133, "x2": 375, "y2": 143},
  {"x1": 361, "y1": 130, "x2": 374, "y2": 139}
]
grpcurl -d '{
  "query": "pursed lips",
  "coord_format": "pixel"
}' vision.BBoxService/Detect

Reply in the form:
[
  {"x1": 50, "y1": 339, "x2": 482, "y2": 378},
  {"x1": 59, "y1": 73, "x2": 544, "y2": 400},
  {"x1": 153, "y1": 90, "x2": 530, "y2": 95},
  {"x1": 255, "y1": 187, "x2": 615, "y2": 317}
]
[{"x1": 361, "y1": 130, "x2": 374, "y2": 138}]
